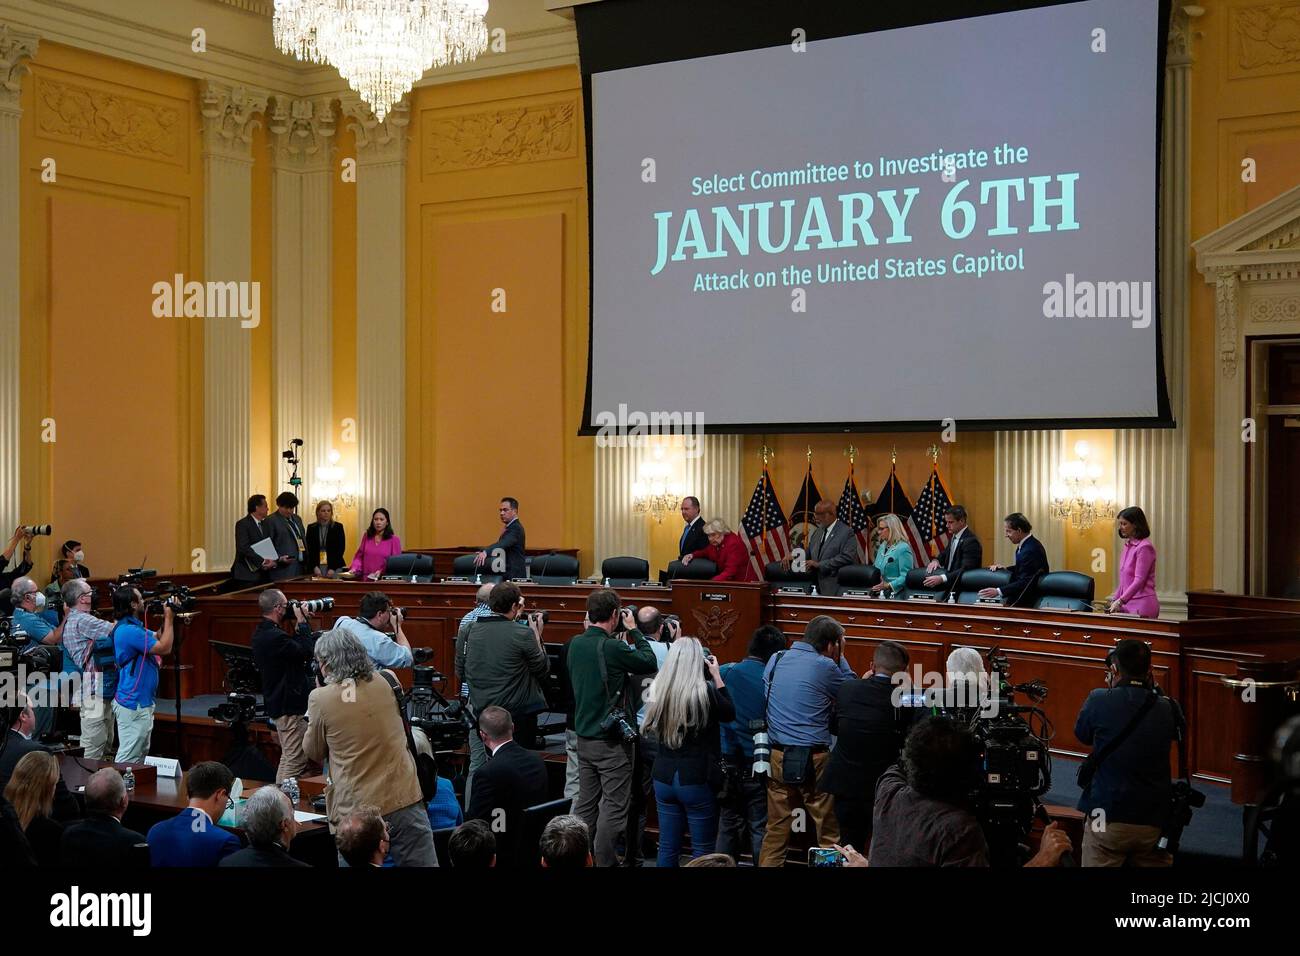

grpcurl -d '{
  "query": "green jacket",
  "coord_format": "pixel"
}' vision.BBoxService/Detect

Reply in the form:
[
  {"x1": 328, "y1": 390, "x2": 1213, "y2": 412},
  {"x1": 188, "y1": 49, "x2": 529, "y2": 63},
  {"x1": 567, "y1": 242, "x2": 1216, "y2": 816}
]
[
  {"x1": 566, "y1": 626, "x2": 659, "y2": 739},
  {"x1": 455, "y1": 614, "x2": 549, "y2": 717},
  {"x1": 874, "y1": 539, "x2": 915, "y2": 594}
]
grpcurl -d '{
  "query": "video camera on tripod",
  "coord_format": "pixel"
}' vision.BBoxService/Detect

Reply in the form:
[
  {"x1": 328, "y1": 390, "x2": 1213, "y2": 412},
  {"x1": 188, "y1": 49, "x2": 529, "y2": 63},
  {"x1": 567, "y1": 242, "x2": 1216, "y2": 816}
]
[
  {"x1": 207, "y1": 640, "x2": 264, "y2": 725},
  {"x1": 403, "y1": 650, "x2": 472, "y2": 752},
  {"x1": 0, "y1": 616, "x2": 61, "y2": 678}
]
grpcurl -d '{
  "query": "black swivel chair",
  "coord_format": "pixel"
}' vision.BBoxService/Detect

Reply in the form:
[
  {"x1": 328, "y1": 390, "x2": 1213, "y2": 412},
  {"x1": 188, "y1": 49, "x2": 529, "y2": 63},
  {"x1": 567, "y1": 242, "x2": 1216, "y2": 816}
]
[
  {"x1": 765, "y1": 560, "x2": 814, "y2": 592},
  {"x1": 518, "y1": 796, "x2": 574, "y2": 867},
  {"x1": 904, "y1": 566, "x2": 949, "y2": 599},
  {"x1": 530, "y1": 553, "x2": 579, "y2": 585},
  {"x1": 451, "y1": 553, "x2": 503, "y2": 585},
  {"x1": 837, "y1": 564, "x2": 883, "y2": 592},
  {"x1": 665, "y1": 558, "x2": 718, "y2": 580},
  {"x1": 1035, "y1": 571, "x2": 1095, "y2": 611},
  {"x1": 382, "y1": 553, "x2": 434, "y2": 582},
  {"x1": 954, "y1": 569, "x2": 1012, "y2": 604},
  {"x1": 601, "y1": 556, "x2": 650, "y2": 587}
]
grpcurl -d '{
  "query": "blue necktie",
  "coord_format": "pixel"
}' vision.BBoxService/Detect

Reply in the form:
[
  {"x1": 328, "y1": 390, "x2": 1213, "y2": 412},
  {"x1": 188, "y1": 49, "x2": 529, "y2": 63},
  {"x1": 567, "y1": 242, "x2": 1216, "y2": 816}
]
[{"x1": 680, "y1": 522, "x2": 691, "y2": 552}]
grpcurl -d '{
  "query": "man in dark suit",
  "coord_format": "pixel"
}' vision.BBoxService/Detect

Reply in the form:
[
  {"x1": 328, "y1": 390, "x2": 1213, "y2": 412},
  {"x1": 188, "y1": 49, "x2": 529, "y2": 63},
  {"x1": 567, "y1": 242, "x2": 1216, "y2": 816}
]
[
  {"x1": 466, "y1": 706, "x2": 548, "y2": 866},
  {"x1": 0, "y1": 696, "x2": 80, "y2": 822},
  {"x1": 677, "y1": 497, "x2": 708, "y2": 558},
  {"x1": 252, "y1": 590, "x2": 317, "y2": 783},
  {"x1": 781, "y1": 499, "x2": 860, "y2": 596},
  {"x1": 230, "y1": 494, "x2": 276, "y2": 586},
  {"x1": 822, "y1": 641, "x2": 916, "y2": 852},
  {"x1": 147, "y1": 762, "x2": 242, "y2": 867},
  {"x1": 220, "y1": 787, "x2": 309, "y2": 867},
  {"x1": 980, "y1": 512, "x2": 1050, "y2": 607},
  {"x1": 61, "y1": 768, "x2": 148, "y2": 867},
  {"x1": 474, "y1": 497, "x2": 526, "y2": 580},
  {"x1": 266, "y1": 492, "x2": 308, "y2": 581},
  {"x1": 922, "y1": 504, "x2": 984, "y2": 592}
]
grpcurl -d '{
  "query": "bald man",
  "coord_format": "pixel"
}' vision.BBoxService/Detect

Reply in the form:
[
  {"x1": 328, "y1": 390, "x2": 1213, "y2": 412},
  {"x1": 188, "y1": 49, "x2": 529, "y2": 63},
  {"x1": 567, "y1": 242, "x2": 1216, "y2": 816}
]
[{"x1": 782, "y1": 500, "x2": 860, "y2": 596}]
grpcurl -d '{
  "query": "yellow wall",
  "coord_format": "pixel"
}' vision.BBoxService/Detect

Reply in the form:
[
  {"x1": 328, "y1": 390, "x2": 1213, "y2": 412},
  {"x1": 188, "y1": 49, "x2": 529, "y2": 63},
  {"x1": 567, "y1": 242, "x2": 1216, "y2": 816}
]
[
  {"x1": 19, "y1": 41, "x2": 203, "y2": 578},
  {"x1": 1187, "y1": 1, "x2": 1300, "y2": 589},
  {"x1": 404, "y1": 67, "x2": 594, "y2": 569},
  {"x1": 250, "y1": 122, "x2": 274, "y2": 500},
  {"x1": 331, "y1": 119, "x2": 361, "y2": 537}
]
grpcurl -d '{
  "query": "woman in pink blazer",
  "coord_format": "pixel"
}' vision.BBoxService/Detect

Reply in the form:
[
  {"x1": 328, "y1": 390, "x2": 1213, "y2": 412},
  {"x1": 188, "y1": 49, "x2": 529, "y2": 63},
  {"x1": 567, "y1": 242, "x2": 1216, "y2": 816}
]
[
  {"x1": 1107, "y1": 506, "x2": 1158, "y2": 618},
  {"x1": 350, "y1": 508, "x2": 403, "y2": 581}
]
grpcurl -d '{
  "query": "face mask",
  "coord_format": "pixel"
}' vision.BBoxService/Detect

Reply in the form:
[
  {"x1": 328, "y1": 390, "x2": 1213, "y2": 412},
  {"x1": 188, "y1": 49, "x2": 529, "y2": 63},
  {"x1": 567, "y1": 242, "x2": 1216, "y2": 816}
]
[
  {"x1": 74, "y1": 550, "x2": 85, "y2": 562},
  {"x1": 34, "y1": 593, "x2": 46, "y2": 610}
]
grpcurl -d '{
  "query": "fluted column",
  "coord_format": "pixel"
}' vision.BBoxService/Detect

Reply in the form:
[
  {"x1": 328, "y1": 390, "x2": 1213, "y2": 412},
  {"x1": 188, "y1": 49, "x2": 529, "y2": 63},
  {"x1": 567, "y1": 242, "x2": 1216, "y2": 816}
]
[
  {"x1": 344, "y1": 98, "x2": 408, "y2": 528},
  {"x1": 1114, "y1": 7, "x2": 1198, "y2": 615},
  {"x1": 202, "y1": 82, "x2": 267, "y2": 568},
  {"x1": 0, "y1": 26, "x2": 37, "y2": 537},
  {"x1": 994, "y1": 431, "x2": 1064, "y2": 569},
  {"x1": 593, "y1": 435, "x2": 742, "y2": 567},
  {"x1": 269, "y1": 95, "x2": 335, "y2": 501}
]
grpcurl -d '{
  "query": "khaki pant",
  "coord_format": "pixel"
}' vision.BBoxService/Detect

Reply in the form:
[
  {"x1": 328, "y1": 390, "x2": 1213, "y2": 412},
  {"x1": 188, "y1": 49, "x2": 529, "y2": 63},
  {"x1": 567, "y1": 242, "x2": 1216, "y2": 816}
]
[
  {"x1": 759, "y1": 748, "x2": 839, "y2": 867},
  {"x1": 274, "y1": 714, "x2": 310, "y2": 784},
  {"x1": 1082, "y1": 821, "x2": 1172, "y2": 867},
  {"x1": 113, "y1": 701, "x2": 154, "y2": 764},
  {"x1": 80, "y1": 697, "x2": 117, "y2": 761}
]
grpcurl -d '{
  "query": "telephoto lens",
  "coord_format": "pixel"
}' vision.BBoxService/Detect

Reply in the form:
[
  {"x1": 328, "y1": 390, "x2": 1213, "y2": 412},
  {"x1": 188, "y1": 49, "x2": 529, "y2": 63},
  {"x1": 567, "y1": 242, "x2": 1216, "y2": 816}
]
[
  {"x1": 23, "y1": 524, "x2": 52, "y2": 536},
  {"x1": 750, "y1": 720, "x2": 771, "y2": 776},
  {"x1": 299, "y1": 597, "x2": 335, "y2": 614}
]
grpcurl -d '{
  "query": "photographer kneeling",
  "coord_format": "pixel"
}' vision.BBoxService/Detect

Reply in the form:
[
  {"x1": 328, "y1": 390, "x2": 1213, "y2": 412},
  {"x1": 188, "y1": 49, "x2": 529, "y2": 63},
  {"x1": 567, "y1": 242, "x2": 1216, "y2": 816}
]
[
  {"x1": 869, "y1": 716, "x2": 1071, "y2": 867},
  {"x1": 304, "y1": 629, "x2": 437, "y2": 867},
  {"x1": 251, "y1": 589, "x2": 318, "y2": 784}
]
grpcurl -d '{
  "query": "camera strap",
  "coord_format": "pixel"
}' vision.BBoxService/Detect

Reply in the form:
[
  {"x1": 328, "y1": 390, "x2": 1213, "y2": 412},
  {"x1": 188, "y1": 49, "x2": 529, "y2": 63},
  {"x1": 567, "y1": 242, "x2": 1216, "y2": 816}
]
[
  {"x1": 762, "y1": 650, "x2": 788, "y2": 723},
  {"x1": 595, "y1": 635, "x2": 625, "y2": 713},
  {"x1": 1077, "y1": 689, "x2": 1159, "y2": 790},
  {"x1": 379, "y1": 669, "x2": 437, "y2": 802}
]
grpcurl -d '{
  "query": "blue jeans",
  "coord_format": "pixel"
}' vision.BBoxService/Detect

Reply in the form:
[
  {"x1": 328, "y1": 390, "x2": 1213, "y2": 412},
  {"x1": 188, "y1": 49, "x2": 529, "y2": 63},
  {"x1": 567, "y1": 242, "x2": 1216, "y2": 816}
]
[
  {"x1": 654, "y1": 772, "x2": 718, "y2": 867},
  {"x1": 717, "y1": 772, "x2": 767, "y2": 863}
]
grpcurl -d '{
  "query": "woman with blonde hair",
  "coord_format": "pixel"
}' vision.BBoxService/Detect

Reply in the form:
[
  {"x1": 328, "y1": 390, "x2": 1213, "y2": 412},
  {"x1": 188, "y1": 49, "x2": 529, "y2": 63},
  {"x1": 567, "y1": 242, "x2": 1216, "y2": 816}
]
[
  {"x1": 643, "y1": 636, "x2": 735, "y2": 866},
  {"x1": 870, "y1": 513, "x2": 915, "y2": 598},
  {"x1": 3, "y1": 751, "x2": 62, "y2": 866},
  {"x1": 680, "y1": 518, "x2": 756, "y2": 581}
]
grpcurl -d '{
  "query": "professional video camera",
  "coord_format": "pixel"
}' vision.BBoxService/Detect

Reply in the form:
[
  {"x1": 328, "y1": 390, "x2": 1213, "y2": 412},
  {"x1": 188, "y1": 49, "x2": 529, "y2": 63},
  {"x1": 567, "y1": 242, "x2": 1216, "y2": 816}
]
[
  {"x1": 0, "y1": 617, "x2": 61, "y2": 677},
  {"x1": 141, "y1": 581, "x2": 198, "y2": 614},
  {"x1": 403, "y1": 660, "x2": 472, "y2": 753},
  {"x1": 207, "y1": 640, "x2": 265, "y2": 725},
  {"x1": 963, "y1": 647, "x2": 1056, "y2": 867}
]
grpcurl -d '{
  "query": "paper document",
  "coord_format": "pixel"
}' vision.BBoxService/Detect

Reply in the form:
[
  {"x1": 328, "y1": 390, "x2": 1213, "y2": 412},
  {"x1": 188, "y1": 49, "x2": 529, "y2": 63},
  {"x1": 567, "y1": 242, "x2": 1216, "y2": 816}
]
[
  {"x1": 251, "y1": 538, "x2": 278, "y2": 561},
  {"x1": 293, "y1": 811, "x2": 326, "y2": 823}
]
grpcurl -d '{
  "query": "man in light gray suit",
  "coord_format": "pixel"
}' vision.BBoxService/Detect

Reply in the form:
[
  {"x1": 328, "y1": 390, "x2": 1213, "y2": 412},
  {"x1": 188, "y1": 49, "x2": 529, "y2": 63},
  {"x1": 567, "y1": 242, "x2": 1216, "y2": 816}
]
[{"x1": 781, "y1": 499, "x2": 860, "y2": 596}]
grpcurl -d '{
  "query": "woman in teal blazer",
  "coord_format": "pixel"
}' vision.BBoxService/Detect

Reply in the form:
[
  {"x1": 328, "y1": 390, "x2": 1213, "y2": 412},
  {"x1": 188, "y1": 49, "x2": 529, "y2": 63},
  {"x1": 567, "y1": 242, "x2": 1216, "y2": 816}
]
[{"x1": 870, "y1": 513, "x2": 915, "y2": 599}]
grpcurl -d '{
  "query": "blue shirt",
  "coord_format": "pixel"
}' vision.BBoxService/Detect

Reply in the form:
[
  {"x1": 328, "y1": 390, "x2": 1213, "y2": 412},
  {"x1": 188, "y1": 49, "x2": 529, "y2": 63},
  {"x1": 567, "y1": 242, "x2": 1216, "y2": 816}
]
[
  {"x1": 763, "y1": 641, "x2": 853, "y2": 747},
  {"x1": 720, "y1": 657, "x2": 769, "y2": 759},
  {"x1": 12, "y1": 608, "x2": 55, "y2": 649},
  {"x1": 425, "y1": 777, "x2": 464, "y2": 831},
  {"x1": 333, "y1": 615, "x2": 414, "y2": 669},
  {"x1": 635, "y1": 640, "x2": 671, "y2": 726},
  {"x1": 1074, "y1": 684, "x2": 1180, "y2": 826},
  {"x1": 113, "y1": 616, "x2": 160, "y2": 710}
]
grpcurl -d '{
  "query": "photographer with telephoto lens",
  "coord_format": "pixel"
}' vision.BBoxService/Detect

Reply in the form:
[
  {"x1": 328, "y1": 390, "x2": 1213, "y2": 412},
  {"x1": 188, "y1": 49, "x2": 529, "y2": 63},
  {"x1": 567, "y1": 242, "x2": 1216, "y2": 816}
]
[
  {"x1": 110, "y1": 585, "x2": 175, "y2": 764},
  {"x1": 1074, "y1": 638, "x2": 1193, "y2": 867},
  {"x1": 566, "y1": 588, "x2": 658, "y2": 866},
  {"x1": 251, "y1": 589, "x2": 320, "y2": 783},
  {"x1": 454, "y1": 582, "x2": 548, "y2": 805}
]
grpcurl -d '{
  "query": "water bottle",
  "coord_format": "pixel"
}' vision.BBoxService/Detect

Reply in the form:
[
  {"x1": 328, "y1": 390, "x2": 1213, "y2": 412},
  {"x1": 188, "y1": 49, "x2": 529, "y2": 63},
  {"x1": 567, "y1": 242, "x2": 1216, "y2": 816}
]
[
  {"x1": 281, "y1": 776, "x2": 300, "y2": 805},
  {"x1": 122, "y1": 768, "x2": 135, "y2": 791}
]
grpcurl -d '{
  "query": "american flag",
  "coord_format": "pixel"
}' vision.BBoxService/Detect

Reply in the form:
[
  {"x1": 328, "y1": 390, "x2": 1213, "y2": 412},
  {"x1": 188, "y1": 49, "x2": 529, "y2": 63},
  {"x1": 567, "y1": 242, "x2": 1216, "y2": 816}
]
[
  {"x1": 739, "y1": 469, "x2": 790, "y2": 581},
  {"x1": 835, "y1": 470, "x2": 872, "y2": 562},
  {"x1": 868, "y1": 466, "x2": 927, "y2": 565},
  {"x1": 913, "y1": 467, "x2": 955, "y2": 560}
]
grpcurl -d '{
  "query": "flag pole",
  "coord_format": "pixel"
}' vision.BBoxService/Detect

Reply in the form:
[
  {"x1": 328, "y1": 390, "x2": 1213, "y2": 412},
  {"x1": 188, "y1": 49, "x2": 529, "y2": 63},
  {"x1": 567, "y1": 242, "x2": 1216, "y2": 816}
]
[{"x1": 804, "y1": 444, "x2": 813, "y2": 546}]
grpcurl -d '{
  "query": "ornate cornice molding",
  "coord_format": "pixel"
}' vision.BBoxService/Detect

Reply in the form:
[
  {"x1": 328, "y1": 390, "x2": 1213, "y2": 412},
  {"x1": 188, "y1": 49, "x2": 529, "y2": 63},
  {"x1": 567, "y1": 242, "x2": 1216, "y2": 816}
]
[
  {"x1": 342, "y1": 96, "x2": 409, "y2": 165},
  {"x1": 0, "y1": 23, "x2": 39, "y2": 111},
  {"x1": 200, "y1": 80, "x2": 268, "y2": 162},
  {"x1": 268, "y1": 94, "x2": 337, "y2": 171}
]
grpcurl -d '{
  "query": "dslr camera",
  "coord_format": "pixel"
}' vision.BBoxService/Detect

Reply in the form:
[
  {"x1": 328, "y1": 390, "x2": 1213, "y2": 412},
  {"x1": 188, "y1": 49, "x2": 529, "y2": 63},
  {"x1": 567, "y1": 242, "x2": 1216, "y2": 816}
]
[
  {"x1": 527, "y1": 609, "x2": 549, "y2": 627},
  {"x1": 600, "y1": 707, "x2": 638, "y2": 744},
  {"x1": 614, "y1": 605, "x2": 638, "y2": 634},
  {"x1": 288, "y1": 596, "x2": 335, "y2": 615}
]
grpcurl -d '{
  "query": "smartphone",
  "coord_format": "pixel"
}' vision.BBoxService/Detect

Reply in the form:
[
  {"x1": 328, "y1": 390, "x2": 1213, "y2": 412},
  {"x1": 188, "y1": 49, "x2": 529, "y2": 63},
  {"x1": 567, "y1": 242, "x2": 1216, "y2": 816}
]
[{"x1": 808, "y1": 847, "x2": 845, "y2": 868}]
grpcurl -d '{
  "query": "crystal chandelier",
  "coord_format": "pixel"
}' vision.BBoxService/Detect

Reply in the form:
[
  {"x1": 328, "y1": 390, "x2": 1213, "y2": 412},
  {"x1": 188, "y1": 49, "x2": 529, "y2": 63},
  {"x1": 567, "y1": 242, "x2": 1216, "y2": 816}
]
[
  {"x1": 1050, "y1": 440, "x2": 1117, "y2": 531},
  {"x1": 631, "y1": 450, "x2": 681, "y2": 524},
  {"x1": 273, "y1": 0, "x2": 490, "y2": 122},
  {"x1": 312, "y1": 449, "x2": 359, "y2": 510}
]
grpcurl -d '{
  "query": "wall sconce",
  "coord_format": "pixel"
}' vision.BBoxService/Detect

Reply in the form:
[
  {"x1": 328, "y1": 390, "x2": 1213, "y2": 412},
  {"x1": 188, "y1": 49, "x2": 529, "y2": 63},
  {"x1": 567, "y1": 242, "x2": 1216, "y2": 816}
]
[
  {"x1": 1050, "y1": 440, "x2": 1116, "y2": 531},
  {"x1": 631, "y1": 447, "x2": 681, "y2": 523},
  {"x1": 312, "y1": 448, "x2": 357, "y2": 510}
]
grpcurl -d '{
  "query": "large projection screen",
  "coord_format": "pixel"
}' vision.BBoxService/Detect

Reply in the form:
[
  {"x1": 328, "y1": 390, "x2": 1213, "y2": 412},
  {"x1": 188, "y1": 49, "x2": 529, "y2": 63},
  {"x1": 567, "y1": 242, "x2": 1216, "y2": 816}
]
[{"x1": 582, "y1": 0, "x2": 1170, "y2": 433}]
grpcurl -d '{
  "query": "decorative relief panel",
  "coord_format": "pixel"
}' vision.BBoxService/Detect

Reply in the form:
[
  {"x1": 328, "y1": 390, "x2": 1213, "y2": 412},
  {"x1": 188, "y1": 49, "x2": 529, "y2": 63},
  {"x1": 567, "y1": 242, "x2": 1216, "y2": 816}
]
[
  {"x1": 422, "y1": 98, "x2": 577, "y2": 173},
  {"x1": 1232, "y1": 1, "x2": 1300, "y2": 77},
  {"x1": 35, "y1": 75, "x2": 183, "y2": 163},
  {"x1": 1248, "y1": 294, "x2": 1300, "y2": 323}
]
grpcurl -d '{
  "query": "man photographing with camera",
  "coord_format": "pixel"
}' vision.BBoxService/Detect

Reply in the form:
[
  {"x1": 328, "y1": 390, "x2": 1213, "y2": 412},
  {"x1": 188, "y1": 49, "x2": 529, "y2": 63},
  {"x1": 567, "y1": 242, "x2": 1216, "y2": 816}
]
[
  {"x1": 455, "y1": 582, "x2": 548, "y2": 801},
  {"x1": 566, "y1": 588, "x2": 658, "y2": 867},
  {"x1": 333, "y1": 591, "x2": 413, "y2": 670},
  {"x1": 252, "y1": 589, "x2": 319, "y2": 783},
  {"x1": 111, "y1": 586, "x2": 175, "y2": 764},
  {"x1": 1074, "y1": 638, "x2": 1187, "y2": 867}
]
